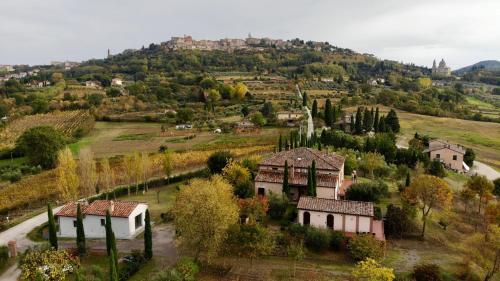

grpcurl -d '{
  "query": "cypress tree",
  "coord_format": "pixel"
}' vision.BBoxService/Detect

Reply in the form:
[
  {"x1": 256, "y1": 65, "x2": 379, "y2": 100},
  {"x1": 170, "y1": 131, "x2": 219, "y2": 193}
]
[
  {"x1": 317, "y1": 141, "x2": 322, "y2": 151},
  {"x1": 278, "y1": 135, "x2": 283, "y2": 152},
  {"x1": 109, "y1": 250, "x2": 119, "y2": 281},
  {"x1": 47, "y1": 203, "x2": 58, "y2": 250},
  {"x1": 386, "y1": 109, "x2": 400, "y2": 133},
  {"x1": 355, "y1": 107, "x2": 363, "y2": 134},
  {"x1": 378, "y1": 116, "x2": 387, "y2": 132},
  {"x1": 105, "y1": 210, "x2": 112, "y2": 256},
  {"x1": 350, "y1": 114, "x2": 355, "y2": 133},
  {"x1": 282, "y1": 160, "x2": 290, "y2": 196},
  {"x1": 307, "y1": 166, "x2": 314, "y2": 196},
  {"x1": 111, "y1": 231, "x2": 118, "y2": 269},
  {"x1": 363, "y1": 107, "x2": 372, "y2": 132},
  {"x1": 302, "y1": 91, "x2": 307, "y2": 107},
  {"x1": 144, "y1": 209, "x2": 153, "y2": 260},
  {"x1": 405, "y1": 172, "x2": 411, "y2": 187},
  {"x1": 311, "y1": 160, "x2": 317, "y2": 196},
  {"x1": 311, "y1": 99, "x2": 318, "y2": 118},
  {"x1": 324, "y1": 99, "x2": 332, "y2": 126},
  {"x1": 374, "y1": 107, "x2": 380, "y2": 132},
  {"x1": 76, "y1": 203, "x2": 86, "y2": 257}
]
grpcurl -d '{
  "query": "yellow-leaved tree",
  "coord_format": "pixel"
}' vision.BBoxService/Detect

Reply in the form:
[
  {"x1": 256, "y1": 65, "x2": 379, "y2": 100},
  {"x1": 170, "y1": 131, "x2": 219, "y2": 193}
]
[
  {"x1": 21, "y1": 248, "x2": 77, "y2": 281},
  {"x1": 232, "y1": 83, "x2": 248, "y2": 100},
  {"x1": 57, "y1": 147, "x2": 79, "y2": 201},
  {"x1": 78, "y1": 147, "x2": 97, "y2": 196},
  {"x1": 172, "y1": 175, "x2": 239, "y2": 261},
  {"x1": 99, "y1": 158, "x2": 115, "y2": 199},
  {"x1": 404, "y1": 174, "x2": 453, "y2": 238},
  {"x1": 352, "y1": 258, "x2": 395, "y2": 281}
]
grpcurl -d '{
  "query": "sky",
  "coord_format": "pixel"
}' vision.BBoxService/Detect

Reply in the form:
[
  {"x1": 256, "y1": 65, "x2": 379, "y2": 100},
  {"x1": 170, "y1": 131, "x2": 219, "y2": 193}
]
[{"x1": 1, "y1": 0, "x2": 499, "y2": 69}]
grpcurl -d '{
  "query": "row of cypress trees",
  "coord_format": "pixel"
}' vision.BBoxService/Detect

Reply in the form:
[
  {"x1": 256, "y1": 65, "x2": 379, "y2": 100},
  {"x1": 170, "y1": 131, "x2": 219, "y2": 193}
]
[
  {"x1": 353, "y1": 107, "x2": 400, "y2": 134},
  {"x1": 47, "y1": 203, "x2": 153, "y2": 280}
]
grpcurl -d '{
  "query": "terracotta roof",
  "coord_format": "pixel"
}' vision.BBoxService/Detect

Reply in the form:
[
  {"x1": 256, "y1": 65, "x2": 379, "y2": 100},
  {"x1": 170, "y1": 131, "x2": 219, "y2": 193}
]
[
  {"x1": 56, "y1": 200, "x2": 141, "y2": 218},
  {"x1": 255, "y1": 170, "x2": 338, "y2": 188},
  {"x1": 424, "y1": 139, "x2": 466, "y2": 154},
  {"x1": 297, "y1": 196, "x2": 374, "y2": 216},
  {"x1": 259, "y1": 148, "x2": 344, "y2": 171}
]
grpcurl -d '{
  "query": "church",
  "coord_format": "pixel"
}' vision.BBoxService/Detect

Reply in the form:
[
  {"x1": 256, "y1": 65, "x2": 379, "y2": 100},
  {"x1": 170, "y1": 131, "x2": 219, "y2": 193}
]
[{"x1": 432, "y1": 59, "x2": 451, "y2": 77}]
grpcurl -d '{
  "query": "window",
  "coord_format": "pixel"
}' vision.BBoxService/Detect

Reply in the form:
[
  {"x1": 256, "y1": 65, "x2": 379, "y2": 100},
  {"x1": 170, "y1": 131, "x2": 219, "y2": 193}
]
[
  {"x1": 272, "y1": 167, "x2": 278, "y2": 171},
  {"x1": 436, "y1": 154, "x2": 440, "y2": 159},
  {"x1": 101, "y1": 219, "x2": 105, "y2": 226},
  {"x1": 303, "y1": 212, "x2": 310, "y2": 226},
  {"x1": 326, "y1": 214, "x2": 334, "y2": 228},
  {"x1": 73, "y1": 220, "x2": 77, "y2": 227},
  {"x1": 453, "y1": 155, "x2": 457, "y2": 160},
  {"x1": 258, "y1": 188, "x2": 265, "y2": 196},
  {"x1": 134, "y1": 214, "x2": 143, "y2": 229}
]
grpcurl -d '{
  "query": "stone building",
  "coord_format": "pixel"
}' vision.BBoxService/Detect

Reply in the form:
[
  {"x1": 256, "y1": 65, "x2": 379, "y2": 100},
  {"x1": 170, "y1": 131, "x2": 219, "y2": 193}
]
[{"x1": 432, "y1": 59, "x2": 451, "y2": 77}]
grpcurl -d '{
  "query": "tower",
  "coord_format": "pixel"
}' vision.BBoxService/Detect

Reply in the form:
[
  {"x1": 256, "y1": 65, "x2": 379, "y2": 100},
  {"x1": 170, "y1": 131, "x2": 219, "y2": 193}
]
[{"x1": 107, "y1": 49, "x2": 111, "y2": 58}]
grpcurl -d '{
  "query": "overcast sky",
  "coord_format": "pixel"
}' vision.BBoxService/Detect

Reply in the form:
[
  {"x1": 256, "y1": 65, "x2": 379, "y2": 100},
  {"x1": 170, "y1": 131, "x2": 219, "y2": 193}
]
[{"x1": 1, "y1": 0, "x2": 499, "y2": 69}]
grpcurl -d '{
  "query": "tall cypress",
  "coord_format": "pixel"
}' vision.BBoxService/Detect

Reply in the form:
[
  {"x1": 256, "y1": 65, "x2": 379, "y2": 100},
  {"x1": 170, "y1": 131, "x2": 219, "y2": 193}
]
[
  {"x1": 386, "y1": 109, "x2": 400, "y2": 133},
  {"x1": 278, "y1": 135, "x2": 283, "y2": 152},
  {"x1": 355, "y1": 107, "x2": 363, "y2": 134},
  {"x1": 311, "y1": 160, "x2": 317, "y2": 196},
  {"x1": 302, "y1": 91, "x2": 307, "y2": 107},
  {"x1": 144, "y1": 209, "x2": 153, "y2": 260},
  {"x1": 311, "y1": 99, "x2": 318, "y2": 118},
  {"x1": 363, "y1": 107, "x2": 371, "y2": 132},
  {"x1": 350, "y1": 114, "x2": 355, "y2": 133},
  {"x1": 109, "y1": 250, "x2": 119, "y2": 281},
  {"x1": 111, "y1": 231, "x2": 118, "y2": 269},
  {"x1": 76, "y1": 203, "x2": 86, "y2": 256},
  {"x1": 378, "y1": 116, "x2": 387, "y2": 132},
  {"x1": 105, "y1": 210, "x2": 112, "y2": 256},
  {"x1": 306, "y1": 166, "x2": 314, "y2": 196},
  {"x1": 405, "y1": 172, "x2": 411, "y2": 187},
  {"x1": 324, "y1": 99, "x2": 332, "y2": 126},
  {"x1": 282, "y1": 160, "x2": 290, "y2": 196},
  {"x1": 374, "y1": 107, "x2": 380, "y2": 132},
  {"x1": 47, "y1": 203, "x2": 58, "y2": 250}
]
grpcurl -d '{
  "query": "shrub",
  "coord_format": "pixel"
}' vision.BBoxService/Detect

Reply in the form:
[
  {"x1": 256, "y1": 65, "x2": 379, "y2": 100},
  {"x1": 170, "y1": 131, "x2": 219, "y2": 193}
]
[
  {"x1": 384, "y1": 204, "x2": 412, "y2": 238},
  {"x1": 207, "y1": 150, "x2": 234, "y2": 174},
  {"x1": 288, "y1": 223, "x2": 308, "y2": 240},
  {"x1": 345, "y1": 181, "x2": 389, "y2": 202},
  {"x1": 175, "y1": 257, "x2": 199, "y2": 281},
  {"x1": 0, "y1": 246, "x2": 9, "y2": 268},
  {"x1": 16, "y1": 126, "x2": 66, "y2": 169},
  {"x1": 427, "y1": 160, "x2": 446, "y2": 178},
  {"x1": 329, "y1": 231, "x2": 346, "y2": 251},
  {"x1": 268, "y1": 193, "x2": 289, "y2": 220},
  {"x1": 119, "y1": 250, "x2": 146, "y2": 280},
  {"x1": 304, "y1": 228, "x2": 331, "y2": 252},
  {"x1": 413, "y1": 263, "x2": 442, "y2": 281},
  {"x1": 347, "y1": 235, "x2": 385, "y2": 262}
]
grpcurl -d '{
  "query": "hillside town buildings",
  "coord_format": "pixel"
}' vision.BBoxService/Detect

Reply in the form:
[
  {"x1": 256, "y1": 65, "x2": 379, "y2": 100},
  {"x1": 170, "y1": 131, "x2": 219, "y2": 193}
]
[{"x1": 162, "y1": 34, "x2": 296, "y2": 51}]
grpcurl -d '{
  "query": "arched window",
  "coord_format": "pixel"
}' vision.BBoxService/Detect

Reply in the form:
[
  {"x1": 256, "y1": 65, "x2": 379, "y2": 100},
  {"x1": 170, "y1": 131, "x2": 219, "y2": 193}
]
[
  {"x1": 326, "y1": 214, "x2": 334, "y2": 228},
  {"x1": 303, "y1": 212, "x2": 310, "y2": 226}
]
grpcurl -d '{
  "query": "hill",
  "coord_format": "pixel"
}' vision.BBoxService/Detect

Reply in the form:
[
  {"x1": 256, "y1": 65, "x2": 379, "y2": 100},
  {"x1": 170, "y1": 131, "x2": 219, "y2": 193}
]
[{"x1": 453, "y1": 60, "x2": 500, "y2": 75}]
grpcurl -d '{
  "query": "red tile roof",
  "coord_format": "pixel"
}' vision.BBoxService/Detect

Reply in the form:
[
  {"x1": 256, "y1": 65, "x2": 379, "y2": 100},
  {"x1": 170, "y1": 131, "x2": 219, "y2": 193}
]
[
  {"x1": 297, "y1": 196, "x2": 374, "y2": 216},
  {"x1": 255, "y1": 170, "x2": 338, "y2": 188},
  {"x1": 259, "y1": 148, "x2": 344, "y2": 171},
  {"x1": 56, "y1": 200, "x2": 141, "y2": 218}
]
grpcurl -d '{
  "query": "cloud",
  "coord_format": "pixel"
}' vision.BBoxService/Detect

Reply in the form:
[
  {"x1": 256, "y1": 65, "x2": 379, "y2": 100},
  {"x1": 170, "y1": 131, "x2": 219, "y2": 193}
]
[{"x1": 0, "y1": 0, "x2": 498, "y2": 68}]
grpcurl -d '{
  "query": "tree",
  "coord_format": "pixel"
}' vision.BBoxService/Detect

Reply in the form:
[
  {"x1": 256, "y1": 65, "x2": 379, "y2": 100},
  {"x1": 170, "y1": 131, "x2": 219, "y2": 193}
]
[
  {"x1": 465, "y1": 175, "x2": 494, "y2": 214},
  {"x1": 324, "y1": 99, "x2": 332, "y2": 126},
  {"x1": 105, "y1": 210, "x2": 113, "y2": 256},
  {"x1": 302, "y1": 91, "x2": 308, "y2": 107},
  {"x1": 99, "y1": 158, "x2": 115, "y2": 199},
  {"x1": 347, "y1": 235, "x2": 385, "y2": 262},
  {"x1": 384, "y1": 204, "x2": 411, "y2": 238},
  {"x1": 378, "y1": 116, "x2": 387, "y2": 133},
  {"x1": 76, "y1": 203, "x2": 86, "y2": 256},
  {"x1": 306, "y1": 166, "x2": 315, "y2": 196},
  {"x1": 385, "y1": 109, "x2": 400, "y2": 133},
  {"x1": 225, "y1": 224, "x2": 275, "y2": 266},
  {"x1": 494, "y1": 178, "x2": 500, "y2": 197},
  {"x1": 427, "y1": 159, "x2": 446, "y2": 178},
  {"x1": 465, "y1": 224, "x2": 500, "y2": 281},
  {"x1": 355, "y1": 107, "x2": 363, "y2": 134},
  {"x1": 57, "y1": 147, "x2": 79, "y2": 200},
  {"x1": 404, "y1": 175, "x2": 453, "y2": 238},
  {"x1": 359, "y1": 152, "x2": 385, "y2": 179},
  {"x1": 405, "y1": 172, "x2": 411, "y2": 187},
  {"x1": 47, "y1": 203, "x2": 58, "y2": 250},
  {"x1": 172, "y1": 176, "x2": 239, "y2": 261},
  {"x1": 163, "y1": 149, "x2": 174, "y2": 183},
  {"x1": 363, "y1": 107, "x2": 373, "y2": 132},
  {"x1": 278, "y1": 135, "x2": 283, "y2": 152},
  {"x1": 144, "y1": 209, "x2": 153, "y2": 260},
  {"x1": 20, "y1": 248, "x2": 77, "y2": 281},
  {"x1": 78, "y1": 147, "x2": 97, "y2": 196},
  {"x1": 352, "y1": 258, "x2": 395, "y2": 281},
  {"x1": 374, "y1": 107, "x2": 380, "y2": 132},
  {"x1": 464, "y1": 148, "x2": 475, "y2": 167},
  {"x1": 109, "y1": 249, "x2": 119, "y2": 281},
  {"x1": 412, "y1": 263, "x2": 442, "y2": 281},
  {"x1": 311, "y1": 99, "x2": 318, "y2": 118},
  {"x1": 311, "y1": 160, "x2": 317, "y2": 196},
  {"x1": 282, "y1": 160, "x2": 290, "y2": 196},
  {"x1": 232, "y1": 83, "x2": 248, "y2": 100},
  {"x1": 16, "y1": 126, "x2": 65, "y2": 169},
  {"x1": 207, "y1": 150, "x2": 234, "y2": 174},
  {"x1": 222, "y1": 160, "x2": 252, "y2": 198},
  {"x1": 287, "y1": 241, "x2": 305, "y2": 278},
  {"x1": 249, "y1": 111, "x2": 266, "y2": 126}
]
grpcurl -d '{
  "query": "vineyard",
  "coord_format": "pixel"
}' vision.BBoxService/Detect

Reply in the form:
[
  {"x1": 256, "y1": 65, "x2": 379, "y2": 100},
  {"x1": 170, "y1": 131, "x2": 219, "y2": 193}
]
[{"x1": 0, "y1": 110, "x2": 95, "y2": 151}]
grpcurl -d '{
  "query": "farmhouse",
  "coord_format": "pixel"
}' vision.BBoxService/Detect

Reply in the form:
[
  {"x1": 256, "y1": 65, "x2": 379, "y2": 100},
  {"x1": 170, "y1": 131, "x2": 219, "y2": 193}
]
[
  {"x1": 85, "y1": 80, "x2": 100, "y2": 88},
  {"x1": 297, "y1": 196, "x2": 385, "y2": 241},
  {"x1": 424, "y1": 139, "x2": 468, "y2": 172},
  {"x1": 254, "y1": 148, "x2": 346, "y2": 201},
  {"x1": 234, "y1": 120, "x2": 257, "y2": 133},
  {"x1": 56, "y1": 200, "x2": 148, "y2": 239},
  {"x1": 276, "y1": 111, "x2": 304, "y2": 127}
]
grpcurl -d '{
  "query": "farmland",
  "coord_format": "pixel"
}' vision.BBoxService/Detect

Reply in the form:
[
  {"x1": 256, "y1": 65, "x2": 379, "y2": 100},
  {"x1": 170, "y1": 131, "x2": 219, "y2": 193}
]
[{"x1": 0, "y1": 110, "x2": 94, "y2": 150}]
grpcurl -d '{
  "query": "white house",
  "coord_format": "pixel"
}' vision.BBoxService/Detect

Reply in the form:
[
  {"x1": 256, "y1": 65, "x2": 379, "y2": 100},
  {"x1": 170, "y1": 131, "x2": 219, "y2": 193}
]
[
  {"x1": 111, "y1": 78, "x2": 123, "y2": 86},
  {"x1": 56, "y1": 200, "x2": 148, "y2": 239},
  {"x1": 297, "y1": 196, "x2": 385, "y2": 241}
]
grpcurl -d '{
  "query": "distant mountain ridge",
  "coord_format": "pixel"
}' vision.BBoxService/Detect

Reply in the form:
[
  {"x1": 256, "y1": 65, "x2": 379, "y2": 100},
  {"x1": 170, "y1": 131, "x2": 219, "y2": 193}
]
[{"x1": 453, "y1": 60, "x2": 500, "y2": 75}]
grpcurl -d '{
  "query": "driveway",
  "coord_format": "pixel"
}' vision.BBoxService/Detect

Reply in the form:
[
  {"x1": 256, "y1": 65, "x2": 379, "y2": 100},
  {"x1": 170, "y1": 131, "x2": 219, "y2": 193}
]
[{"x1": 471, "y1": 161, "x2": 500, "y2": 181}]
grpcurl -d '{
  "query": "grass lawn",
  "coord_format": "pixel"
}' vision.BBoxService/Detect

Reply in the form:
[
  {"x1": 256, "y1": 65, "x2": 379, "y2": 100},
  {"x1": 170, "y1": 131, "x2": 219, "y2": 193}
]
[{"x1": 0, "y1": 157, "x2": 26, "y2": 168}]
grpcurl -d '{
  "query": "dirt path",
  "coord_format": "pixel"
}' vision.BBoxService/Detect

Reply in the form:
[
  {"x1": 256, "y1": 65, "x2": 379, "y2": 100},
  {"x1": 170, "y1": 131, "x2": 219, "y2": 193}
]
[
  {"x1": 296, "y1": 84, "x2": 314, "y2": 138},
  {"x1": 471, "y1": 160, "x2": 500, "y2": 181}
]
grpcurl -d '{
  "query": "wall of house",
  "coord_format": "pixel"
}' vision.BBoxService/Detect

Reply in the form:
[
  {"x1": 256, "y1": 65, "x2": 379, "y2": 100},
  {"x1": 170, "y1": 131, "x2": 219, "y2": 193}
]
[
  {"x1": 255, "y1": 181, "x2": 282, "y2": 196},
  {"x1": 430, "y1": 148, "x2": 463, "y2": 171},
  {"x1": 316, "y1": 187, "x2": 337, "y2": 200},
  {"x1": 58, "y1": 215, "x2": 130, "y2": 239},
  {"x1": 127, "y1": 204, "x2": 148, "y2": 238},
  {"x1": 297, "y1": 209, "x2": 372, "y2": 234}
]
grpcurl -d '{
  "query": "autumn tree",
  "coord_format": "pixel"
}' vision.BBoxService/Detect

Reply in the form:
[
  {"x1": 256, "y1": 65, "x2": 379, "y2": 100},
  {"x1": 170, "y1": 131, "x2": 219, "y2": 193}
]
[
  {"x1": 465, "y1": 175, "x2": 494, "y2": 214},
  {"x1": 99, "y1": 158, "x2": 115, "y2": 199},
  {"x1": 404, "y1": 175, "x2": 453, "y2": 238},
  {"x1": 123, "y1": 155, "x2": 134, "y2": 196},
  {"x1": 20, "y1": 248, "x2": 77, "y2": 281},
  {"x1": 141, "y1": 152, "x2": 151, "y2": 192},
  {"x1": 223, "y1": 160, "x2": 253, "y2": 198},
  {"x1": 78, "y1": 147, "x2": 97, "y2": 196},
  {"x1": 359, "y1": 152, "x2": 385, "y2": 179},
  {"x1": 352, "y1": 258, "x2": 395, "y2": 281},
  {"x1": 287, "y1": 241, "x2": 305, "y2": 278},
  {"x1": 57, "y1": 147, "x2": 79, "y2": 200},
  {"x1": 465, "y1": 224, "x2": 500, "y2": 281},
  {"x1": 232, "y1": 82, "x2": 248, "y2": 100},
  {"x1": 172, "y1": 176, "x2": 239, "y2": 261},
  {"x1": 163, "y1": 149, "x2": 174, "y2": 182}
]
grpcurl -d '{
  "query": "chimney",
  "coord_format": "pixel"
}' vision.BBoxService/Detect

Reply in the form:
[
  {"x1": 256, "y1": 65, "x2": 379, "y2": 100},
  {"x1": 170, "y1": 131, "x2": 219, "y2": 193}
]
[{"x1": 109, "y1": 200, "x2": 115, "y2": 213}]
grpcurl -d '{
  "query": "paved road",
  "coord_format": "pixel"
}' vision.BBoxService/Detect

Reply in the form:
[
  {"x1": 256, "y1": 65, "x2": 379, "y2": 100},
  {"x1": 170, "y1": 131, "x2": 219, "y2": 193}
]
[
  {"x1": 296, "y1": 84, "x2": 314, "y2": 138},
  {"x1": 471, "y1": 161, "x2": 500, "y2": 181}
]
